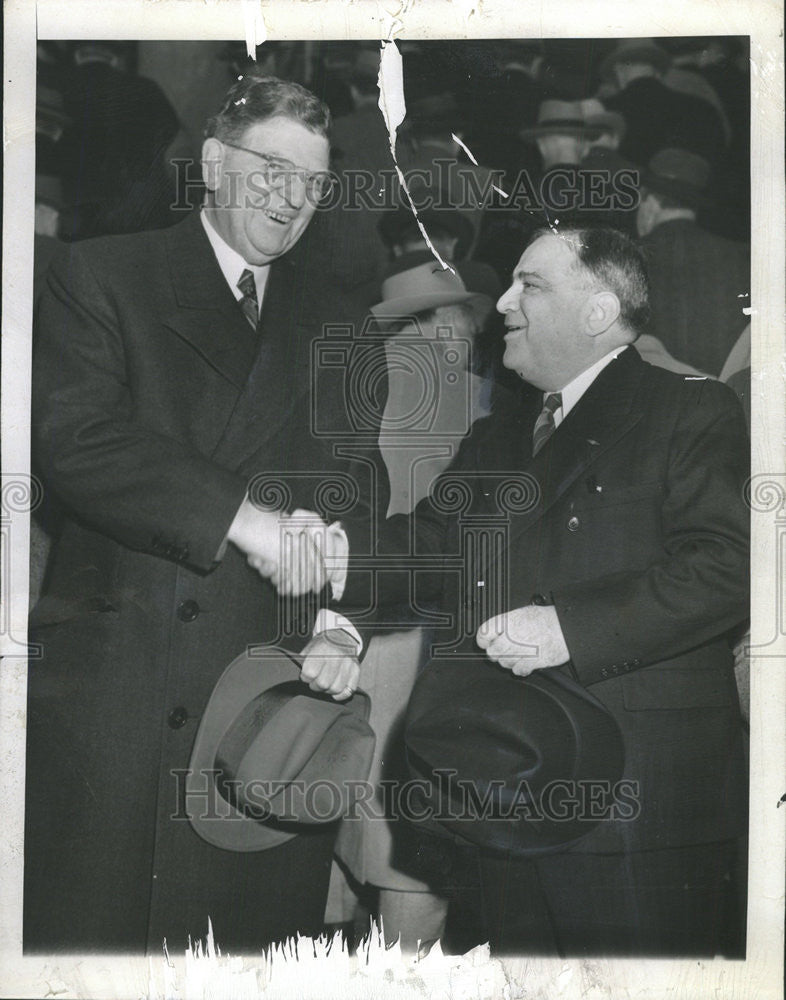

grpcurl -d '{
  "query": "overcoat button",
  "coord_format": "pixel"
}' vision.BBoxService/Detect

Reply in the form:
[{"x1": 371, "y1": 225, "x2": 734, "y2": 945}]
[
  {"x1": 177, "y1": 599, "x2": 200, "y2": 622},
  {"x1": 167, "y1": 706, "x2": 188, "y2": 729},
  {"x1": 567, "y1": 516, "x2": 580, "y2": 531},
  {"x1": 531, "y1": 593, "x2": 549, "y2": 606}
]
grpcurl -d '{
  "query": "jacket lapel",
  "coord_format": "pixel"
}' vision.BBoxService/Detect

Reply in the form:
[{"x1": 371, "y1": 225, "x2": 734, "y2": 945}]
[
  {"x1": 209, "y1": 247, "x2": 321, "y2": 468},
  {"x1": 499, "y1": 347, "x2": 647, "y2": 546},
  {"x1": 162, "y1": 211, "x2": 260, "y2": 389}
]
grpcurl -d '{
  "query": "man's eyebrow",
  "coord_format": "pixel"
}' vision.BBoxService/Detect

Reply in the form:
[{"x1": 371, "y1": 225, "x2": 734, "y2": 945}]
[{"x1": 513, "y1": 268, "x2": 546, "y2": 283}]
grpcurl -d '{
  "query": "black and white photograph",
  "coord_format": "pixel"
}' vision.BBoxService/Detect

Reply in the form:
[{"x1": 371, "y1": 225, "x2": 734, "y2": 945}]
[{"x1": 1, "y1": 1, "x2": 784, "y2": 997}]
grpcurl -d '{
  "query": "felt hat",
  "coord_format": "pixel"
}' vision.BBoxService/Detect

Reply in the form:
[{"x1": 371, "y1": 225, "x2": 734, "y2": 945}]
[
  {"x1": 641, "y1": 147, "x2": 712, "y2": 208},
  {"x1": 404, "y1": 658, "x2": 626, "y2": 855},
  {"x1": 599, "y1": 38, "x2": 671, "y2": 81},
  {"x1": 519, "y1": 99, "x2": 602, "y2": 141},
  {"x1": 579, "y1": 98, "x2": 627, "y2": 142},
  {"x1": 371, "y1": 253, "x2": 500, "y2": 323},
  {"x1": 187, "y1": 647, "x2": 375, "y2": 852}
]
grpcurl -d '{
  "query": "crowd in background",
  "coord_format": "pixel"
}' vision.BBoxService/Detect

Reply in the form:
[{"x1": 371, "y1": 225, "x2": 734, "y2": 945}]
[{"x1": 34, "y1": 36, "x2": 751, "y2": 382}]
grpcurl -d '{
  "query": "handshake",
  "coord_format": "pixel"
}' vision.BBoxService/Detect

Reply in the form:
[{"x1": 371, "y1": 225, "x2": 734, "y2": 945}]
[
  {"x1": 226, "y1": 496, "x2": 346, "y2": 597},
  {"x1": 227, "y1": 497, "x2": 358, "y2": 700}
]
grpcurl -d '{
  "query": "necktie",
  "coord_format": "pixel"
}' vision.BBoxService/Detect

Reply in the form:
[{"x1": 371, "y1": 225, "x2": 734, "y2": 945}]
[
  {"x1": 532, "y1": 392, "x2": 562, "y2": 456},
  {"x1": 237, "y1": 268, "x2": 259, "y2": 329}
]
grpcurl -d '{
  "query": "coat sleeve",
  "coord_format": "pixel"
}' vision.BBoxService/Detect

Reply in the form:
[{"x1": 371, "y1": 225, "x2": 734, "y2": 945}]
[
  {"x1": 552, "y1": 380, "x2": 750, "y2": 686},
  {"x1": 33, "y1": 245, "x2": 248, "y2": 572}
]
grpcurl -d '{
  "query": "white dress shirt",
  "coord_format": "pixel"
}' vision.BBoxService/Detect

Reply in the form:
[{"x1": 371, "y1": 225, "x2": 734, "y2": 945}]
[
  {"x1": 549, "y1": 346, "x2": 628, "y2": 427},
  {"x1": 200, "y1": 210, "x2": 270, "y2": 311}
]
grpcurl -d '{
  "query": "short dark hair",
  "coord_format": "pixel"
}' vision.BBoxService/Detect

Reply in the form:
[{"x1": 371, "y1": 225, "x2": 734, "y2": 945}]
[
  {"x1": 528, "y1": 225, "x2": 650, "y2": 336},
  {"x1": 205, "y1": 72, "x2": 331, "y2": 143}
]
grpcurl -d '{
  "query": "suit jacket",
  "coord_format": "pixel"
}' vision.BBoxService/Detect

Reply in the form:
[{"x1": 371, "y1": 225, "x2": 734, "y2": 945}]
[
  {"x1": 26, "y1": 209, "x2": 381, "y2": 950},
  {"x1": 342, "y1": 346, "x2": 750, "y2": 853}
]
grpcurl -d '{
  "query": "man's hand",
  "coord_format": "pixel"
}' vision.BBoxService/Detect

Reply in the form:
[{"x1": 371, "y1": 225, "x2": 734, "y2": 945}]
[
  {"x1": 300, "y1": 628, "x2": 361, "y2": 701},
  {"x1": 476, "y1": 604, "x2": 570, "y2": 677},
  {"x1": 227, "y1": 497, "x2": 328, "y2": 596}
]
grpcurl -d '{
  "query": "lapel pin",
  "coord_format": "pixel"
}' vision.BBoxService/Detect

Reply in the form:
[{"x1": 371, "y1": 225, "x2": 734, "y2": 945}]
[{"x1": 586, "y1": 475, "x2": 602, "y2": 494}]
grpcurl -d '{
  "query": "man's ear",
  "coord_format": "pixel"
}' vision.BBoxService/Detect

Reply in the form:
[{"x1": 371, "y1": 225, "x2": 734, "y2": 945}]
[
  {"x1": 202, "y1": 137, "x2": 224, "y2": 193},
  {"x1": 583, "y1": 290, "x2": 621, "y2": 337}
]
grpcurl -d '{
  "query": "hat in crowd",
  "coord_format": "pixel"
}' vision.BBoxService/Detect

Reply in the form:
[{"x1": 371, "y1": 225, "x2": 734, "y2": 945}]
[
  {"x1": 405, "y1": 91, "x2": 465, "y2": 135},
  {"x1": 580, "y1": 98, "x2": 627, "y2": 143},
  {"x1": 642, "y1": 147, "x2": 711, "y2": 208},
  {"x1": 378, "y1": 190, "x2": 475, "y2": 257},
  {"x1": 187, "y1": 647, "x2": 375, "y2": 852},
  {"x1": 599, "y1": 38, "x2": 671, "y2": 81},
  {"x1": 371, "y1": 251, "x2": 501, "y2": 323},
  {"x1": 405, "y1": 658, "x2": 626, "y2": 855},
  {"x1": 519, "y1": 99, "x2": 602, "y2": 141}
]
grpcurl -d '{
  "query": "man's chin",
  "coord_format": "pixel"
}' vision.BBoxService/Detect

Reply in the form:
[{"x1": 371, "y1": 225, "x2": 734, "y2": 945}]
[{"x1": 247, "y1": 231, "x2": 298, "y2": 264}]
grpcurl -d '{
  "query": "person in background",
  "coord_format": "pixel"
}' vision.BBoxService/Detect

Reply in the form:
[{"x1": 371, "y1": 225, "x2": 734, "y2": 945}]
[
  {"x1": 378, "y1": 199, "x2": 474, "y2": 264},
  {"x1": 636, "y1": 147, "x2": 750, "y2": 376},
  {"x1": 322, "y1": 46, "x2": 402, "y2": 296},
  {"x1": 328, "y1": 254, "x2": 503, "y2": 954},
  {"x1": 601, "y1": 38, "x2": 726, "y2": 169}
]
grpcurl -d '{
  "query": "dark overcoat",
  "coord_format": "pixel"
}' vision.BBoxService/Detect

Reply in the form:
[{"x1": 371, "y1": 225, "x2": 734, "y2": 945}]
[
  {"x1": 639, "y1": 218, "x2": 750, "y2": 376},
  {"x1": 25, "y1": 210, "x2": 380, "y2": 952}
]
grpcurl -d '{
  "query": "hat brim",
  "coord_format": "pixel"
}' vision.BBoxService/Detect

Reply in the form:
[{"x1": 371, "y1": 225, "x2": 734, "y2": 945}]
[
  {"x1": 641, "y1": 170, "x2": 711, "y2": 209},
  {"x1": 186, "y1": 646, "x2": 370, "y2": 852},
  {"x1": 519, "y1": 123, "x2": 602, "y2": 141},
  {"x1": 370, "y1": 290, "x2": 493, "y2": 322},
  {"x1": 599, "y1": 45, "x2": 671, "y2": 81},
  {"x1": 405, "y1": 658, "x2": 625, "y2": 856}
]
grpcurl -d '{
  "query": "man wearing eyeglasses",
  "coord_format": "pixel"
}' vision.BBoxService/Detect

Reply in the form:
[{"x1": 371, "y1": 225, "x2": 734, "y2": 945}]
[{"x1": 26, "y1": 74, "x2": 376, "y2": 953}]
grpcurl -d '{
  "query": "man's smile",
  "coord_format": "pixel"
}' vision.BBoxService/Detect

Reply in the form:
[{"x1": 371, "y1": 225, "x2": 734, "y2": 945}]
[{"x1": 260, "y1": 207, "x2": 294, "y2": 225}]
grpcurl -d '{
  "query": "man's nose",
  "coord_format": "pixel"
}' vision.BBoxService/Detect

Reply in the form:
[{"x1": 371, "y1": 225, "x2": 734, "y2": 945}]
[
  {"x1": 280, "y1": 171, "x2": 308, "y2": 208},
  {"x1": 496, "y1": 285, "x2": 517, "y2": 314}
]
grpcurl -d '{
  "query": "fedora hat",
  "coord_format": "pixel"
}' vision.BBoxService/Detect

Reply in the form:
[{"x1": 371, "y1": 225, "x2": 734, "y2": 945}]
[
  {"x1": 519, "y1": 99, "x2": 601, "y2": 141},
  {"x1": 404, "y1": 658, "x2": 625, "y2": 855},
  {"x1": 599, "y1": 38, "x2": 671, "y2": 81},
  {"x1": 371, "y1": 254, "x2": 500, "y2": 323},
  {"x1": 186, "y1": 647, "x2": 375, "y2": 852},
  {"x1": 378, "y1": 192, "x2": 475, "y2": 258},
  {"x1": 642, "y1": 147, "x2": 711, "y2": 208},
  {"x1": 579, "y1": 98, "x2": 627, "y2": 142}
]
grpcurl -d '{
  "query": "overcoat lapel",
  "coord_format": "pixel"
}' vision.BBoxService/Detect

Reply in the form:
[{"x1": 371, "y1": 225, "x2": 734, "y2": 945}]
[
  {"x1": 210, "y1": 245, "x2": 323, "y2": 469},
  {"x1": 162, "y1": 211, "x2": 260, "y2": 389}
]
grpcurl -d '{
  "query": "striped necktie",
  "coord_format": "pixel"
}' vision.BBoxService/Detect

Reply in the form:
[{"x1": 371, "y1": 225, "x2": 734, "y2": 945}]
[
  {"x1": 532, "y1": 392, "x2": 562, "y2": 456},
  {"x1": 237, "y1": 268, "x2": 259, "y2": 329}
]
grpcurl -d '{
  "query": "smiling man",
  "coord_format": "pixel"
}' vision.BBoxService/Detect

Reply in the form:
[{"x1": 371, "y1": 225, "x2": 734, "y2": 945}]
[
  {"x1": 337, "y1": 225, "x2": 750, "y2": 956},
  {"x1": 471, "y1": 228, "x2": 749, "y2": 954},
  {"x1": 26, "y1": 74, "x2": 371, "y2": 953}
]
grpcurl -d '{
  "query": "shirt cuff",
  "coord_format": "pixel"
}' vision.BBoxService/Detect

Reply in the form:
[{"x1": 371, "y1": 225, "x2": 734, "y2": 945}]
[
  {"x1": 313, "y1": 608, "x2": 363, "y2": 655},
  {"x1": 325, "y1": 521, "x2": 349, "y2": 600}
]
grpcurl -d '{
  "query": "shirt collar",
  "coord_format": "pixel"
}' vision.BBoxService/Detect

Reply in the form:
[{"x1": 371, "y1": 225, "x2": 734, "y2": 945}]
[
  {"x1": 200, "y1": 208, "x2": 270, "y2": 305},
  {"x1": 552, "y1": 346, "x2": 628, "y2": 425}
]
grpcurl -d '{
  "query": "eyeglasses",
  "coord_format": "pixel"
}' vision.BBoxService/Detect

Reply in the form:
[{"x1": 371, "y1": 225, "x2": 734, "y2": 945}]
[{"x1": 222, "y1": 141, "x2": 335, "y2": 202}]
